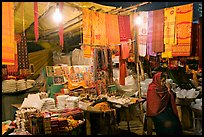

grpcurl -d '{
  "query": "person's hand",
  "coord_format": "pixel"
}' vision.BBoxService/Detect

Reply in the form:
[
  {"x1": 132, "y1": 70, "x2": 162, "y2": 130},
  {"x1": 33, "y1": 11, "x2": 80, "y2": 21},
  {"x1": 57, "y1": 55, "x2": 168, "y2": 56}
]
[{"x1": 165, "y1": 83, "x2": 171, "y2": 94}]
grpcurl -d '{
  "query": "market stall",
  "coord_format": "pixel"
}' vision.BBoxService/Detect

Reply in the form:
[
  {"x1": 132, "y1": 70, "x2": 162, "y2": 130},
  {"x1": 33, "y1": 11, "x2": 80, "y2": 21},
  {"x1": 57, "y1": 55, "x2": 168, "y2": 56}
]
[{"x1": 2, "y1": 2, "x2": 202, "y2": 135}]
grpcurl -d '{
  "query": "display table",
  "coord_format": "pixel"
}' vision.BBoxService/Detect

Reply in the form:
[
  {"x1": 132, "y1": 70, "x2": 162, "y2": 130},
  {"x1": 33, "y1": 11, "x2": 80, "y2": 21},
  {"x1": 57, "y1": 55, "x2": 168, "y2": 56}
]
[
  {"x1": 176, "y1": 98, "x2": 196, "y2": 130},
  {"x1": 2, "y1": 86, "x2": 40, "y2": 121},
  {"x1": 83, "y1": 109, "x2": 117, "y2": 135}
]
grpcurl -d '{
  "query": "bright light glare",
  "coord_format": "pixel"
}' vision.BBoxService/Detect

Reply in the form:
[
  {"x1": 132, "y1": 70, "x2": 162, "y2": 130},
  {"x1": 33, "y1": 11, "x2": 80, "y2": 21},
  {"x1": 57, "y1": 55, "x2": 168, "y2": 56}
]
[
  {"x1": 135, "y1": 16, "x2": 142, "y2": 26},
  {"x1": 53, "y1": 8, "x2": 62, "y2": 23}
]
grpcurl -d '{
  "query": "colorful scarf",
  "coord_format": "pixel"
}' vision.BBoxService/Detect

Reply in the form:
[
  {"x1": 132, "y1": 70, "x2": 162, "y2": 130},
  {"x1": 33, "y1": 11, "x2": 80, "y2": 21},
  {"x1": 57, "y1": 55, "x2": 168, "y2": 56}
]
[
  {"x1": 152, "y1": 9, "x2": 164, "y2": 53},
  {"x1": 92, "y1": 11, "x2": 106, "y2": 45},
  {"x1": 118, "y1": 15, "x2": 131, "y2": 42},
  {"x1": 34, "y1": 2, "x2": 39, "y2": 42},
  {"x1": 172, "y1": 3, "x2": 193, "y2": 56},
  {"x1": 137, "y1": 12, "x2": 148, "y2": 57},
  {"x1": 162, "y1": 7, "x2": 176, "y2": 58},
  {"x1": 105, "y1": 14, "x2": 120, "y2": 47},
  {"x1": 2, "y1": 2, "x2": 15, "y2": 65},
  {"x1": 147, "y1": 11, "x2": 156, "y2": 56},
  {"x1": 82, "y1": 8, "x2": 92, "y2": 45}
]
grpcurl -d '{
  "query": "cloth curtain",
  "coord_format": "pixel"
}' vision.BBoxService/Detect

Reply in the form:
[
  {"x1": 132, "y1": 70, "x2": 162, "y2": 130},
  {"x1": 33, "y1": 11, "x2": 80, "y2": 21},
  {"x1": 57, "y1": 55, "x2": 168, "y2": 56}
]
[
  {"x1": 152, "y1": 9, "x2": 164, "y2": 53},
  {"x1": 172, "y1": 3, "x2": 193, "y2": 56},
  {"x1": 147, "y1": 11, "x2": 156, "y2": 56},
  {"x1": 34, "y1": 2, "x2": 39, "y2": 42},
  {"x1": 2, "y1": 2, "x2": 15, "y2": 65}
]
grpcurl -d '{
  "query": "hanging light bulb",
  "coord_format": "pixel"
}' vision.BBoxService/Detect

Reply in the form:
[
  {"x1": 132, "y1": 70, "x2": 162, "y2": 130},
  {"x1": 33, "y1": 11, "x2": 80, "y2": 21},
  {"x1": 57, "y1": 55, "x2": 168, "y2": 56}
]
[
  {"x1": 135, "y1": 16, "x2": 142, "y2": 26},
  {"x1": 53, "y1": 4, "x2": 62, "y2": 24}
]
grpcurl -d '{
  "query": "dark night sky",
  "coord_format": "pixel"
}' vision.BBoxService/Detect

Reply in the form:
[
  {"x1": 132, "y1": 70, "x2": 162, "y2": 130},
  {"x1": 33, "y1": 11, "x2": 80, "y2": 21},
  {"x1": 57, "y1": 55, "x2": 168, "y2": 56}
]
[{"x1": 96, "y1": 2, "x2": 202, "y2": 20}]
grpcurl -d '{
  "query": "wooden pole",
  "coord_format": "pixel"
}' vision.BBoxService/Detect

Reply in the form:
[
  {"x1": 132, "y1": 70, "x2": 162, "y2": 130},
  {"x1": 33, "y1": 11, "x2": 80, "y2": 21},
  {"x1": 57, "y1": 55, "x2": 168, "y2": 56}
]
[{"x1": 133, "y1": 12, "x2": 143, "y2": 113}]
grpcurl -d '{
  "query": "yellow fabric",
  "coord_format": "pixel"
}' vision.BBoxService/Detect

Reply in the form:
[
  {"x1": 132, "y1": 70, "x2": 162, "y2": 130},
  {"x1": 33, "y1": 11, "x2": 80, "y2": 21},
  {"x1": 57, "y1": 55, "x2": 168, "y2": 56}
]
[
  {"x1": 2, "y1": 2, "x2": 15, "y2": 65},
  {"x1": 162, "y1": 44, "x2": 173, "y2": 58},
  {"x1": 164, "y1": 7, "x2": 176, "y2": 45},
  {"x1": 68, "y1": 79, "x2": 87, "y2": 90}
]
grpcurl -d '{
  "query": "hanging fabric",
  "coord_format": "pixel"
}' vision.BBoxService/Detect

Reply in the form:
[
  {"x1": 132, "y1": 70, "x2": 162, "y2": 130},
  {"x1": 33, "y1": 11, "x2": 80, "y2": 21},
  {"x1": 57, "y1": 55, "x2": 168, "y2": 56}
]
[
  {"x1": 172, "y1": 3, "x2": 193, "y2": 56},
  {"x1": 92, "y1": 11, "x2": 107, "y2": 45},
  {"x1": 164, "y1": 7, "x2": 176, "y2": 45},
  {"x1": 34, "y1": 2, "x2": 39, "y2": 42},
  {"x1": 162, "y1": 7, "x2": 176, "y2": 58},
  {"x1": 105, "y1": 14, "x2": 120, "y2": 48},
  {"x1": 118, "y1": 15, "x2": 131, "y2": 59},
  {"x1": 118, "y1": 15, "x2": 131, "y2": 42},
  {"x1": 83, "y1": 45, "x2": 92, "y2": 58},
  {"x1": 58, "y1": 2, "x2": 64, "y2": 48},
  {"x1": 82, "y1": 8, "x2": 92, "y2": 45},
  {"x1": 147, "y1": 11, "x2": 156, "y2": 56},
  {"x1": 121, "y1": 42, "x2": 130, "y2": 59},
  {"x1": 7, "y1": 41, "x2": 18, "y2": 75},
  {"x1": 2, "y1": 2, "x2": 15, "y2": 65},
  {"x1": 137, "y1": 12, "x2": 148, "y2": 57},
  {"x1": 152, "y1": 9, "x2": 164, "y2": 53}
]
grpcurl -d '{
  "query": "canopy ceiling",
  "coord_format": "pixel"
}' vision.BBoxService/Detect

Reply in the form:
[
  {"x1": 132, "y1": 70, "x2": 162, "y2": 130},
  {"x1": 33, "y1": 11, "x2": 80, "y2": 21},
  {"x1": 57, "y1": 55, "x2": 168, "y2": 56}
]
[{"x1": 14, "y1": 2, "x2": 118, "y2": 41}]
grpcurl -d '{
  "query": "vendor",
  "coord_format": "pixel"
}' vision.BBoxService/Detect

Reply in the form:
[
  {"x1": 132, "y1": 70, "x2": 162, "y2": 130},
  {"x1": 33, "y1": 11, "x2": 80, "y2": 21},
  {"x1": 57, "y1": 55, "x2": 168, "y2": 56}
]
[{"x1": 146, "y1": 72, "x2": 182, "y2": 135}]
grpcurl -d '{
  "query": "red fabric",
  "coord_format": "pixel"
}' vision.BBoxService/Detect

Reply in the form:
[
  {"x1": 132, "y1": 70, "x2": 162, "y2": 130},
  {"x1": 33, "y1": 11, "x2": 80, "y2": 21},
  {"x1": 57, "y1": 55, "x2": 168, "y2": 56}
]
[
  {"x1": 58, "y1": 2, "x2": 64, "y2": 47},
  {"x1": 118, "y1": 15, "x2": 131, "y2": 42},
  {"x1": 121, "y1": 42, "x2": 130, "y2": 59},
  {"x1": 34, "y1": 2, "x2": 39, "y2": 42},
  {"x1": 152, "y1": 9, "x2": 164, "y2": 53},
  {"x1": 146, "y1": 72, "x2": 178, "y2": 117}
]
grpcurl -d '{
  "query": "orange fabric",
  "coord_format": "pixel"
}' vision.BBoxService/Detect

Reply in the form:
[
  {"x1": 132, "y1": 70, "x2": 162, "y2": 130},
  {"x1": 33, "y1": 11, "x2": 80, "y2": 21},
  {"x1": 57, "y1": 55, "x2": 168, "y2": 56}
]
[
  {"x1": 105, "y1": 14, "x2": 120, "y2": 47},
  {"x1": 92, "y1": 11, "x2": 107, "y2": 45},
  {"x1": 82, "y1": 8, "x2": 92, "y2": 45},
  {"x1": 121, "y1": 42, "x2": 130, "y2": 59},
  {"x1": 2, "y1": 2, "x2": 15, "y2": 65},
  {"x1": 172, "y1": 3, "x2": 193, "y2": 56},
  {"x1": 83, "y1": 45, "x2": 92, "y2": 58}
]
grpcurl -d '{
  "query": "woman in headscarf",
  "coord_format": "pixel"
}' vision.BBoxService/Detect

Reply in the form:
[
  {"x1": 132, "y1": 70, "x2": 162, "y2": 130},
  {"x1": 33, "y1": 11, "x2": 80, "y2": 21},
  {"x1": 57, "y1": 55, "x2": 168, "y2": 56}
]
[{"x1": 146, "y1": 72, "x2": 182, "y2": 135}]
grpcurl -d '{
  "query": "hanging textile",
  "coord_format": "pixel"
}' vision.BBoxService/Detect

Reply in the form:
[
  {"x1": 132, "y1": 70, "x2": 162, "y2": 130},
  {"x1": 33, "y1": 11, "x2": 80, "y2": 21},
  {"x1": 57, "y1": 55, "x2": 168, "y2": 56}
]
[
  {"x1": 83, "y1": 45, "x2": 92, "y2": 58},
  {"x1": 17, "y1": 34, "x2": 29, "y2": 69},
  {"x1": 147, "y1": 11, "x2": 156, "y2": 56},
  {"x1": 162, "y1": 44, "x2": 173, "y2": 58},
  {"x1": 58, "y1": 2, "x2": 64, "y2": 47},
  {"x1": 34, "y1": 2, "x2": 39, "y2": 42},
  {"x1": 118, "y1": 15, "x2": 131, "y2": 42},
  {"x1": 92, "y1": 11, "x2": 107, "y2": 45},
  {"x1": 7, "y1": 41, "x2": 18, "y2": 75},
  {"x1": 82, "y1": 8, "x2": 92, "y2": 45},
  {"x1": 107, "y1": 48, "x2": 114, "y2": 84},
  {"x1": 137, "y1": 12, "x2": 148, "y2": 57},
  {"x1": 164, "y1": 7, "x2": 176, "y2": 45},
  {"x1": 105, "y1": 14, "x2": 120, "y2": 47},
  {"x1": 128, "y1": 14, "x2": 136, "y2": 62},
  {"x1": 172, "y1": 3, "x2": 193, "y2": 56},
  {"x1": 2, "y1": 2, "x2": 15, "y2": 65},
  {"x1": 152, "y1": 9, "x2": 164, "y2": 53},
  {"x1": 121, "y1": 42, "x2": 130, "y2": 59},
  {"x1": 162, "y1": 7, "x2": 176, "y2": 58}
]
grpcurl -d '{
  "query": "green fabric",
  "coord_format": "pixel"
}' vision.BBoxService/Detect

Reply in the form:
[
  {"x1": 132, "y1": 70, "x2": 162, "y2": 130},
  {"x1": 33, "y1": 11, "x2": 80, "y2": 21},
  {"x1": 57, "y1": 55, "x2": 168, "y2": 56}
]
[{"x1": 49, "y1": 84, "x2": 64, "y2": 98}]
